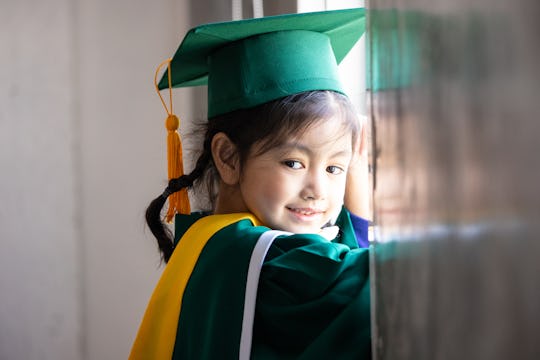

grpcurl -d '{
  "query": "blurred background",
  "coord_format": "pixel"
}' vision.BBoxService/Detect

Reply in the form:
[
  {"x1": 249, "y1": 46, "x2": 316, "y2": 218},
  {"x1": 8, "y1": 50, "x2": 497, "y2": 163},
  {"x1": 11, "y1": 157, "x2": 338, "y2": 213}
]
[
  {"x1": 0, "y1": 0, "x2": 363, "y2": 359},
  {"x1": 368, "y1": 0, "x2": 540, "y2": 359}
]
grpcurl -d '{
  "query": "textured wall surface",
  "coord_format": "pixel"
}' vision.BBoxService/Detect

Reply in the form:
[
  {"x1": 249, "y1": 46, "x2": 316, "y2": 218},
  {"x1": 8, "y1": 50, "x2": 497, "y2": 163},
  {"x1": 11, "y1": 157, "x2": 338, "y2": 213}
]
[
  {"x1": 0, "y1": 1, "x2": 81, "y2": 358},
  {"x1": 1, "y1": 0, "x2": 190, "y2": 359},
  {"x1": 76, "y1": 2, "x2": 192, "y2": 359},
  {"x1": 368, "y1": 1, "x2": 540, "y2": 359}
]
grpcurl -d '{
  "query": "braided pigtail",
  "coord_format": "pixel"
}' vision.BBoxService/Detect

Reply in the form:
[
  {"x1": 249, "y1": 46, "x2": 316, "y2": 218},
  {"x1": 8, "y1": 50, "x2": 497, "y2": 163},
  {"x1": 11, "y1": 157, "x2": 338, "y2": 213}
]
[{"x1": 146, "y1": 141, "x2": 214, "y2": 263}]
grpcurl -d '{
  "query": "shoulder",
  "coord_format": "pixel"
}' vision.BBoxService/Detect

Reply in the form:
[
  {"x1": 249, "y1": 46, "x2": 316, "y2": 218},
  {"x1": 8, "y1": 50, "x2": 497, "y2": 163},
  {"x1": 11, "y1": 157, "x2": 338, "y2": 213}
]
[{"x1": 175, "y1": 212, "x2": 268, "y2": 244}]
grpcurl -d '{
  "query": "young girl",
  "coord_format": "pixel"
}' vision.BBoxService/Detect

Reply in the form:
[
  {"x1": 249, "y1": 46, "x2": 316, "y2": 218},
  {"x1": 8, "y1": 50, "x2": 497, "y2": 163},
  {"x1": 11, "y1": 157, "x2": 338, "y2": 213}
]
[{"x1": 131, "y1": 8, "x2": 370, "y2": 360}]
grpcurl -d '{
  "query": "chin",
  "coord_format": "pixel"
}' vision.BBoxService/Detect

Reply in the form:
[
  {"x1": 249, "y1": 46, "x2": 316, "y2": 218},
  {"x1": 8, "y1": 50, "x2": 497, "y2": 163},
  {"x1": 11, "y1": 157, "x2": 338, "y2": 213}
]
[
  {"x1": 282, "y1": 223, "x2": 326, "y2": 234},
  {"x1": 263, "y1": 215, "x2": 328, "y2": 233}
]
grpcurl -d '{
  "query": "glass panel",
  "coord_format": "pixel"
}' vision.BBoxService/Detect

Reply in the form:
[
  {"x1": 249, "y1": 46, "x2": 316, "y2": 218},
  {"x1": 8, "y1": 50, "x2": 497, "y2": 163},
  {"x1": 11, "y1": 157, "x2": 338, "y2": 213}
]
[{"x1": 368, "y1": 1, "x2": 540, "y2": 359}]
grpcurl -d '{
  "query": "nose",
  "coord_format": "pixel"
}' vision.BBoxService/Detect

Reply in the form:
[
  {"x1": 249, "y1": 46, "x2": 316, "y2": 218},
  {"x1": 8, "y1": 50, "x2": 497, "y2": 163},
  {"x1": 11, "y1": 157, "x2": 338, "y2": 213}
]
[{"x1": 300, "y1": 169, "x2": 327, "y2": 201}]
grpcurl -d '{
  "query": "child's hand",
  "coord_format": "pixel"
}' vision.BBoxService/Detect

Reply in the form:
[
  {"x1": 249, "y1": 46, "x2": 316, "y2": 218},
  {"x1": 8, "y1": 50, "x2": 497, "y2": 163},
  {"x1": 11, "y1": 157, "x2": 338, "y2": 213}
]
[
  {"x1": 344, "y1": 116, "x2": 371, "y2": 220},
  {"x1": 351, "y1": 115, "x2": 368, "y2": 165}
]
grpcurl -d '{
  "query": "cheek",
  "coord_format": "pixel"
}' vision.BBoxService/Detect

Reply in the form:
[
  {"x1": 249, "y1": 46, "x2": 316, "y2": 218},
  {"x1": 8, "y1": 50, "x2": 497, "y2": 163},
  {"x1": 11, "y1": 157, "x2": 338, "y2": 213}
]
[
  {"x1": 257, "y1": 179, "x2": 283, "y2": 204},
  {"x1": 253, "y1": 172, "x2": 292, "y2": 208},
  {"x1": 241, "y1": 172, "x2": 279, "y2": 209}
]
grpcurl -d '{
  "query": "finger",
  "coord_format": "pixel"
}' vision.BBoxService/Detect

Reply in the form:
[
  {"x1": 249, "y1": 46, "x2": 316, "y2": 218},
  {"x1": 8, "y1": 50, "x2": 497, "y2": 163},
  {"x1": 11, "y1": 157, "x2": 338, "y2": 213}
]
[{"x1": 358, "y1": 115, "x2": 368, "y2": 156}]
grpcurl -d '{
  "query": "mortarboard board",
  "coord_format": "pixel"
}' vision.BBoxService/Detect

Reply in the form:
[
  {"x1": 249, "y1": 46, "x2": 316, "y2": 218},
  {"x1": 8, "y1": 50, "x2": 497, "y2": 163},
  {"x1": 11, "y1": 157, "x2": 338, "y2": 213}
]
[{"x1": 158, "y1": 7, "x2": 366, "y2": 118}]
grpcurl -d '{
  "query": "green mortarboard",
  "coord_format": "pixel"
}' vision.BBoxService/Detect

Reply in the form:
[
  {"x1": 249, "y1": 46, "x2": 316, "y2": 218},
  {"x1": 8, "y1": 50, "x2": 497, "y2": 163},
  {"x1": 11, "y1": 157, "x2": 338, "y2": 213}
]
[{"x1": 158, "y1": 8, "x2": 365, "y2": 118}]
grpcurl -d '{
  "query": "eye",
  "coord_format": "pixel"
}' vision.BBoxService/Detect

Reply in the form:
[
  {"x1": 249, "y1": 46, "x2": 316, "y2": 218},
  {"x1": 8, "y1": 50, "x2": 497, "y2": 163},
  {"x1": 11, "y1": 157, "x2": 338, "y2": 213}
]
[
  {"x1": 327, "y1": 165, "x2": 345, "y2": 175},
  {"x1": 283, "y1": 160, "x2": 303, "y2": 169}
]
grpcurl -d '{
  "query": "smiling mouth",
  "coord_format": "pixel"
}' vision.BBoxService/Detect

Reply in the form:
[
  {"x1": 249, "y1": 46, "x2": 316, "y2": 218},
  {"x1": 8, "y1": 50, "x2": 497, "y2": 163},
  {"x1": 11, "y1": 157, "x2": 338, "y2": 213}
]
[{"x1": 286, "y1": 207, "x2": 324, "y2": 216}]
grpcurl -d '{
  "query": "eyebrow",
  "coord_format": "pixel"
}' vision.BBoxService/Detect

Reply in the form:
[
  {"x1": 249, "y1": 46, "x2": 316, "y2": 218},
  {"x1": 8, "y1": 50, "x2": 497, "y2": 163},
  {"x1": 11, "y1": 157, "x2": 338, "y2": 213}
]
[{"x1": 278, "y1": 142, "x2": 352, "y2": 158}]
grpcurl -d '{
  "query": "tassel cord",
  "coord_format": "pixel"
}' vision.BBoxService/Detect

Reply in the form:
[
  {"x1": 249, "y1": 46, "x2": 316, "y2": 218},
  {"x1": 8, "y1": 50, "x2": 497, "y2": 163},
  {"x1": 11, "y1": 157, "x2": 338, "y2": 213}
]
[{"x1": 154, "y1": 59, "x2": 191, "y2": 220}]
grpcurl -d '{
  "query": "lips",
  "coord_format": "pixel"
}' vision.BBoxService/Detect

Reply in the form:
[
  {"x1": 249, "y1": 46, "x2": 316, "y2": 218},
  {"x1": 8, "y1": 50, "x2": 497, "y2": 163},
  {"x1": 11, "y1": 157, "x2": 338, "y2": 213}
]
[{"x1": 286, "y1": 207, "x2": 324, "y2": 216}]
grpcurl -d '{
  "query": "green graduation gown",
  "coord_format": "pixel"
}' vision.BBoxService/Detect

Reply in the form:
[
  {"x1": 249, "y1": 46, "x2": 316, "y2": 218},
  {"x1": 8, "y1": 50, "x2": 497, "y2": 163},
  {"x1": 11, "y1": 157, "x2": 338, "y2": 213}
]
[{"x1": 130, "y1": 209, "x2": 370, "y2": 359}]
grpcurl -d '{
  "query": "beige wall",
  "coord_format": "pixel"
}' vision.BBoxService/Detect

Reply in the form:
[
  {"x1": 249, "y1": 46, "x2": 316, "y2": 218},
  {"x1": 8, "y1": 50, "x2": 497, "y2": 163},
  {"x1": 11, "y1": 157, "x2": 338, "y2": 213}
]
[
  {"x1": 1, "y1": 0, "x2": 191, "y2": 359},
  {"x1": 1, "y1": 1, "x2": 80, "y2": 358}
]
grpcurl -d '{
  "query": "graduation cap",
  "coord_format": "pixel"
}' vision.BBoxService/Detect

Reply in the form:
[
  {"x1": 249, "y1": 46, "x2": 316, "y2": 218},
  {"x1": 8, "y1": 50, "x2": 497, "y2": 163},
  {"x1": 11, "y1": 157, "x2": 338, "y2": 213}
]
[
  {"x1": 159, "y1": 7, "x2": 365, "y2": 117},
  {"x1": 154, "y1": 8, "x2": 365, "y2": 220}
]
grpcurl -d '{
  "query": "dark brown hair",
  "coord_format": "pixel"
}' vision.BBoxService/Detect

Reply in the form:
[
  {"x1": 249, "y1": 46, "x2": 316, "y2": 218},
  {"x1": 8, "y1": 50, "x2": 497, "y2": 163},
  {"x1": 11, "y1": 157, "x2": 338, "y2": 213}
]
[{"x1": 146, "y1": 90, "x2": 359, "y2": 262}]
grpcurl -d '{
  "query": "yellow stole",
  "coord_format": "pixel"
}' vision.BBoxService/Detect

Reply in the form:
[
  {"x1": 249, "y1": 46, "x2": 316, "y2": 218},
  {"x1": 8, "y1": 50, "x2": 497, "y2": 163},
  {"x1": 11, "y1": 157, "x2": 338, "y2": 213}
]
[{"x1": 129, "y1": 213, "x2": 261, "y2": 359}]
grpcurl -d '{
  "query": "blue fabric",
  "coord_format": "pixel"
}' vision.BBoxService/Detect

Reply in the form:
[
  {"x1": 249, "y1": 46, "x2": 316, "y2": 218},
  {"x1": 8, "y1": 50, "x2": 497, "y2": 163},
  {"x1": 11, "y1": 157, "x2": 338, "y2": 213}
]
[{"x1": 349, "y1": 212, "x2": 370, "y2": 248}]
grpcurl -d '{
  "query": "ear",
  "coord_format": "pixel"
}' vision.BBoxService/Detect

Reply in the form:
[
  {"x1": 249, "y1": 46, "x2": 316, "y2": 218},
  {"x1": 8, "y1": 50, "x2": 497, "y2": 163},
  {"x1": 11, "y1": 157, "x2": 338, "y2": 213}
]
[{"x1": 211, "y1": 132, "x2": 241, "y2": 186}]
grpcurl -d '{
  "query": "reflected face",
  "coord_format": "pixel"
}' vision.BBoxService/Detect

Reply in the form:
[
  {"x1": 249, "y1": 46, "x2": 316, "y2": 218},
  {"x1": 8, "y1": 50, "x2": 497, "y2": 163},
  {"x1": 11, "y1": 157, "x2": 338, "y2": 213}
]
[{"x1": 238, "y1": 116, "x2": 353, "y2": 233}]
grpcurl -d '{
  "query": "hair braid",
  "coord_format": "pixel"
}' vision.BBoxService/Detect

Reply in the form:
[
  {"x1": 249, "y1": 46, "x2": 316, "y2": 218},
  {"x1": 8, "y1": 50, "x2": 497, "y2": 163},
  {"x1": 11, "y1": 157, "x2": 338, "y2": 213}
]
[{"x1": 145, "y1": 143, "x2": 214, "y2": 263}]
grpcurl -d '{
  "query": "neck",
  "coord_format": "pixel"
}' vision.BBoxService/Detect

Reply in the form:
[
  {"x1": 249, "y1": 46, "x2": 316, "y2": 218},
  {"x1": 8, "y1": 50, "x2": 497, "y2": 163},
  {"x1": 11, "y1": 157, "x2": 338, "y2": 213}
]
[{"x1": 213, "y1": 182, "x2": 249, "y2": 214}]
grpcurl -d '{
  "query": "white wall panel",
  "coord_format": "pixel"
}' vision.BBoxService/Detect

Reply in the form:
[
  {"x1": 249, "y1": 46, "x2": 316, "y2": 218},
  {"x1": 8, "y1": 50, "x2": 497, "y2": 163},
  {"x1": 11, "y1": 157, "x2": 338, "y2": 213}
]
[
  {"x1": 0, "y1": 0, "x2": 191, "y2": 359},
  {"x1": 76, "y1": 0, "x2": 191, "y2": 358},
  {"x1": 0, "y1": 1, "x2": 80, "y2": 359}
]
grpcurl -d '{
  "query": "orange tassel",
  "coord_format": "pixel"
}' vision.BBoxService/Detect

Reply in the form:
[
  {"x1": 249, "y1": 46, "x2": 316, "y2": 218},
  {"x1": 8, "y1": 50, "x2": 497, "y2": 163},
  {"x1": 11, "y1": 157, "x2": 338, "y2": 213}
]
[
  {"x1": 164, "y1": 114, "x2": 191, "y2": 222},
  {"x1": 155, "y1": 59, "x2": 191, "y2": 223}
]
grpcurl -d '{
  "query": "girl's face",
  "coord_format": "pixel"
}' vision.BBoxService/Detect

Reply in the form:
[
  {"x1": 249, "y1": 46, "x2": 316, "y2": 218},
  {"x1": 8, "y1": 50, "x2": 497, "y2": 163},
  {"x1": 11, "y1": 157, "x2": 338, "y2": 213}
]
[{"x1": 238, "y1": 116, "x2": 353, "y2": 233}]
